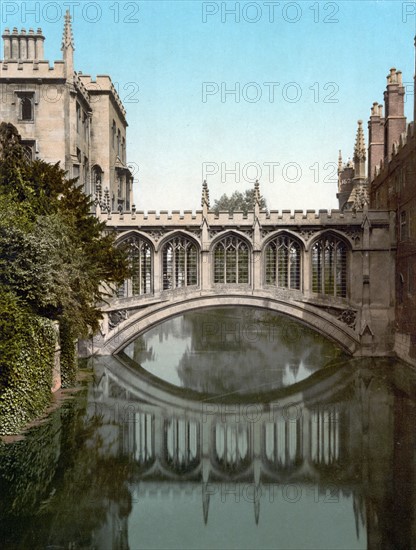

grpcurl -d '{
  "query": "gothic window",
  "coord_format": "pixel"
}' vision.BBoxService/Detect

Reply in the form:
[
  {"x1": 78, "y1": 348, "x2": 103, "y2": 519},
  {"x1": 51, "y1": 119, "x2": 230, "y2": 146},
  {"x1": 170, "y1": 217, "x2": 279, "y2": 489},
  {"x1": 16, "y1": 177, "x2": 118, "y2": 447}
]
[
  {"x1": 83, "y1": 112, "x2": 89, "y2": 141},
  {"x1": 165, "y1": 418, "x2": 199, "y2": 472},
  {"x1": 264, "y1": 419, "x2": 303, "y2": 467},
  {"x1": 162, "y1": 236, "x2": 198, "y2": 290},
  {"x1": 264, "y1": 234, "x2": 301, "y2": 289},
  {"x1": 76, "y1": 102, "x2": 81, "y2": 133},
  {"x1": 92, "y1": 165, "x2": 103, "y2": 196},
  {"x1": 310, "y1": 408, "x2": 340, "y2": 465},
  {"x1": 20, "y1": 140, "x2": 36, "y2": 161},
  {"x1": 213, "y1": 235, "x2": 249, "y2": 284},
  {"x1": 112, "y1": 120, "x2": 116, "y2": 149},
  {"x1": 117, "y1": 175, "x2": 122, "y2": 198},
  {"x1": 18, "y1": 93, "x2": 34, "y2": 121},
  {"x1": 312, "y1": 234, "x2": 347, "y2": 298},
  {"x1": 125, "y1": 179, "x2": 131, "y2": 210},
  {"x1": 83, "y1": 156, "x2": 89, "y2": 195},
  {"x1": 400, "y1": 210, "x2": 408, "y2": 241},
  {"x1": 214, "y1": 424, "x2": 250, "y2": 472},
  {"x1": 118, "y1": 236, "x2": 153, "y2": 298}
]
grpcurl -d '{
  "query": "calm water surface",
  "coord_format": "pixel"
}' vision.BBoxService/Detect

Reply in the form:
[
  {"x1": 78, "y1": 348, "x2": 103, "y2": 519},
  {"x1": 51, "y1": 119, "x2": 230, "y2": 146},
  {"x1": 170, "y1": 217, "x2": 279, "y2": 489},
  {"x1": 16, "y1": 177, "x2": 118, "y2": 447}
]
[{"x1": 0, "y1": 307, "x2": 415, "y2": 550}]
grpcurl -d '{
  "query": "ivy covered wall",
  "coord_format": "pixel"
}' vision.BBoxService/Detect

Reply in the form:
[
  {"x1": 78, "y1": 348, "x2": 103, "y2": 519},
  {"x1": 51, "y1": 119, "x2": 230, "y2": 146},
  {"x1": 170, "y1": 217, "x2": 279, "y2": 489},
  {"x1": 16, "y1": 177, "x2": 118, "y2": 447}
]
[{"x1": 0, "y1": 290, "x2": 56, "y2": 435}]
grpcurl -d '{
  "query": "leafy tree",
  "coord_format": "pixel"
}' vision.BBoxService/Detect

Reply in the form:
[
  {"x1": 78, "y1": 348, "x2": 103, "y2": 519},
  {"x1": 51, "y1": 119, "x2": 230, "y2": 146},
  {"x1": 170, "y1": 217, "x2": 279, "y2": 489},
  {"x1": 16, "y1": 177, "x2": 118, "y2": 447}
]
[
  {"x1": 0, "y1": 122, "x2": 130, "y2": 337},
  {"x1": 213, "y1": 188, "x2": 267, "y2": 215}
]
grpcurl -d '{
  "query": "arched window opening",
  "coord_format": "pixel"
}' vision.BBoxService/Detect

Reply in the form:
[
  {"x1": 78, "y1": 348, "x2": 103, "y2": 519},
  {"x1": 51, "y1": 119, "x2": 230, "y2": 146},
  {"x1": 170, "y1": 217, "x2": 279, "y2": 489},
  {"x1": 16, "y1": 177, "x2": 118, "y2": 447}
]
[
  {"x1": 214, "y1": 424, "x2": 250, "y2": 473},
  {"x1": 213, "y1": 235, "x2": 249, "y2": 284},
  {"x1": 264, "y1": 235, "x2": 301, "y2": 289},
  {"x1": 20, "y1": 95, "x2": 33, "y2": 121},
  {"x1": 312, "y1": 235, "x2": 347, "y2": 297},
  {"x1": 162, "y1": 236, "x2": 198, "y2": 290},
  {"x1": 118, "y1": 236, "x2": 152, "y2": 298},
  {"x1": 92, "y1": 165, "x2": 103, "y2": 202},
  {"x1": 165, "y1": 418, "x2": 199, "y2": 472}
]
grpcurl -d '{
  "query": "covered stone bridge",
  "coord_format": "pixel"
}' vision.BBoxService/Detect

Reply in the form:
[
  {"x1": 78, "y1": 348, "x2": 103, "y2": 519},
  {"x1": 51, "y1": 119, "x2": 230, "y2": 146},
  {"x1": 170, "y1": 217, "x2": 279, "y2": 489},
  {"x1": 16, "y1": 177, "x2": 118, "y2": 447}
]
[{"x1": 90, "y1": 183, "x2": 396, "y2": 357}]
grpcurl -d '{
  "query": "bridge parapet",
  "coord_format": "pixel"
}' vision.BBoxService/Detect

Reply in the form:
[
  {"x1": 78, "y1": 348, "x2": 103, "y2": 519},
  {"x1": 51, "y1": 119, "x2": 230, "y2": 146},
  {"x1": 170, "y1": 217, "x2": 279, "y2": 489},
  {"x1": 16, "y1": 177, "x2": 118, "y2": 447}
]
[{"x1": 98, "y1": 205, "x2": 392, "y2": 231}]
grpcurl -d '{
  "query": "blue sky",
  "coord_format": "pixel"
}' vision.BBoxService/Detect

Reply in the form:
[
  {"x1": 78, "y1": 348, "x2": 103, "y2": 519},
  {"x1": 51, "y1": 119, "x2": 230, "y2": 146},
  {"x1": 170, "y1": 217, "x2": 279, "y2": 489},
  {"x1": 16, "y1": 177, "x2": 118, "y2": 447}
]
[{"x1": 2, "y1": 0, "x2": 416, "y2": 210}]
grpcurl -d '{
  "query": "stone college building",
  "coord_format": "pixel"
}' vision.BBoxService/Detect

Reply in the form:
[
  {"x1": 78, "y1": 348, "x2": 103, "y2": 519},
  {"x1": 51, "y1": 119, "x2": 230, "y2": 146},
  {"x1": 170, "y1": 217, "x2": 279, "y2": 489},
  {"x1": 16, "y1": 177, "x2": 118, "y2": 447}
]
[
  {"x1": 0, "y1": 14, "x2": 415, "y2": 366},
  {"x1": 0, "y1": 12, "x2": 133, "y2": 212}
]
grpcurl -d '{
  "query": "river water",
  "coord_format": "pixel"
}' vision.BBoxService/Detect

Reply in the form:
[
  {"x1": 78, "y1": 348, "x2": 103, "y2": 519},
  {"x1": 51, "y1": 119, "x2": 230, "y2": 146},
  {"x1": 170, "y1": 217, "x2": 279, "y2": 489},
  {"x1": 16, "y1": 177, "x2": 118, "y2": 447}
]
[{"x1": 0, "y1": 307, "x2": 415, "y2": 549}]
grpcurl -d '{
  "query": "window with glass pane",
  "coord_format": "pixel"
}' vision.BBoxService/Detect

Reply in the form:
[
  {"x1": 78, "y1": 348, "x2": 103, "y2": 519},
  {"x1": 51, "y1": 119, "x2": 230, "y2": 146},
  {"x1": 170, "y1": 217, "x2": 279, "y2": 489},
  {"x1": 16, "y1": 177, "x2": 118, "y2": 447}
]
[
  {"x1": 118, "y1": 236, "x2": 152, "y2": 297},
  {"x1": 18, "y1": 93, "x2": 35, "y2": 121},
  {"x1": 213, "y1": 235, "x2": 250, "y2": 284},
  {"x1": 312, "y1": 235, "x2": 347, "y2": 297},
  {"x1": 264, "y1": 235, "x2": 301, "y2": 289},
  {"x1": 162, "y1": 237, "x2": 198, "y2": 290}
]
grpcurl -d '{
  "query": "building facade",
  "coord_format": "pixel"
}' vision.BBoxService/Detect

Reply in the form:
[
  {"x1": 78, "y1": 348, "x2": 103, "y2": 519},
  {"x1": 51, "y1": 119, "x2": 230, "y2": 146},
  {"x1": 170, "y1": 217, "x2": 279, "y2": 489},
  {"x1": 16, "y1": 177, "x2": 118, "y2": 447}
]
[
  {"x1": 0, "y1": 12, "x2": 133, "y2": 211},
  {"x1": 338, "y1": 49, "x2": 416, "y2": 365},
  {"x1": 368, "y1": 64, "x2": 416, "y2": 365}
]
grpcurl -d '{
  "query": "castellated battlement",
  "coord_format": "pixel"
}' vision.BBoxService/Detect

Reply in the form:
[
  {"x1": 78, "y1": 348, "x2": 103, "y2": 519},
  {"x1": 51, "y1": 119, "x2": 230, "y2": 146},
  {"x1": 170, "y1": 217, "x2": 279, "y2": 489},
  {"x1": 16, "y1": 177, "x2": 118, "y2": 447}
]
[
  {"x1": 98, "y1": 205, "x2": 391, "y2": 228},
  {"x1": 78, "y1": 74, "x2": 127, "y2": 119},
  {"x1": 0, "y1": 59, "x2": 65, "y2": 78}
]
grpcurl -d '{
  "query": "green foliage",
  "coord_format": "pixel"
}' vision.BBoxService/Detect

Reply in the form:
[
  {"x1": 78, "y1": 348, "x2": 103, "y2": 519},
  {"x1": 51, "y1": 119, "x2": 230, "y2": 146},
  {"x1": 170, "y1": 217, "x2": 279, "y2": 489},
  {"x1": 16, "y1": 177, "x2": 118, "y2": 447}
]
[
  {"x1": 213, "y1": 188, "x2": 267, "y2": 215},
  {"x1": 0, "y1": 392, "x2": 135, "y2": 547},
  {"x1": 59, "y1": 317, "x2": 78, "y2": 388},
  {"x1": 0, "y1": 120, "x2": 131, "y2": 434},
  {"x1": 0, "y1": 122, "x2": 130, "y2": 337},
  {"x1": 0, "y1": 289, "x2": 56, "y2": 435}
]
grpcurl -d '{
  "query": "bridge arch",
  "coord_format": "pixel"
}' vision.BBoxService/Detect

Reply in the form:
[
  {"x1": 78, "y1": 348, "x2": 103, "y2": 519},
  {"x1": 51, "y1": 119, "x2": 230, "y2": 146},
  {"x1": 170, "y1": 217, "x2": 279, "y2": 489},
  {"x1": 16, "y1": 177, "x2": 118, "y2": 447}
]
[{"x1": 98, "y1": 292, "x2": 359, "y2": 355}]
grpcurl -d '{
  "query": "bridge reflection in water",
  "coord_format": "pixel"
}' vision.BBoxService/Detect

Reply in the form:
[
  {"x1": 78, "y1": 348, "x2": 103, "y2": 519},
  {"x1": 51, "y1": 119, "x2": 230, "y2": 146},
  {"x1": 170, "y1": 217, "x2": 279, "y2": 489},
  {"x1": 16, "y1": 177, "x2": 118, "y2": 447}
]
[{"x1": 89, "y1": 354, "x2": 416, "y2": 550}]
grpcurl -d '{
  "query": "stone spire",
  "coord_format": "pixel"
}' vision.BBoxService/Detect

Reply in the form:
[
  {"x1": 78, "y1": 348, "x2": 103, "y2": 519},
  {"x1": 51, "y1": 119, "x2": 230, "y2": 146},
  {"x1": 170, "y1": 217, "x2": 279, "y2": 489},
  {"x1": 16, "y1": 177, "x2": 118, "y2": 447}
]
[
  {"x1": 353, "y1": 120, "x2": 366, "y2": 181},
  {"x1": 62, "y1": 9, "x2": 74, "y2": 49},
  {"x1": 61, "y1": 10, "x2": 74, "y2": 76},
  {"x1": 254, "y1": 179, "x2": 261, "y2": 204},
  {"x1": 201, "y1": 180, "x2": 210, "y2": 217},
  {"x1": 254, "y1": 179, "x2": 261, "y2": 217},
  {"x1": 201, "y1": 180, "x2": 210, "y2": 208},
  {"x1": 338, "y1": 150, "x2": 343, "y2": 192}
]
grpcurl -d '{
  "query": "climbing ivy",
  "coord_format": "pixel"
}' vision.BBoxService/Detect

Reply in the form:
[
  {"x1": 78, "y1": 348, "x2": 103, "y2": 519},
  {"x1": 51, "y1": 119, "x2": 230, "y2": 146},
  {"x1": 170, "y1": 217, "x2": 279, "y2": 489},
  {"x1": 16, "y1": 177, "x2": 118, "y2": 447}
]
[
  {"x1": 0, "y1": 289, "x2": 56, "y2": 435},
  {"x1": 59, "y1": 317, "x2": 78, "y2": 388}
]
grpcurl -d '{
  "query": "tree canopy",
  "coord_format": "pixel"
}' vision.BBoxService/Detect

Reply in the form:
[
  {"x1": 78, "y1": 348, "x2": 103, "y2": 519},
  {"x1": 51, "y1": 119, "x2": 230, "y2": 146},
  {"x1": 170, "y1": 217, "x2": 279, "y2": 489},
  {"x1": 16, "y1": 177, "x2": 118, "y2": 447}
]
[
  {"x1": 212, "y1": 188, "x2": 267, "y2": 215},
  {"x1": 0, "y1": 122, "x2": 130, "y2": 336}
]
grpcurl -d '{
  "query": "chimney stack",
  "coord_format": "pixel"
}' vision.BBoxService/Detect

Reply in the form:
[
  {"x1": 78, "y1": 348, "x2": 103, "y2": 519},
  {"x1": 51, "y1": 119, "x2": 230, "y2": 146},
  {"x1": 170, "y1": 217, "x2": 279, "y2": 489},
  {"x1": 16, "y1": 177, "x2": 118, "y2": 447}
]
[
  {"x1": 368, "y1": 102, "x2": 384, "y2": 182},
  {"x1": 27, "y1": 29, "x2": 35, "y2": 59},
  {"x1": 1, "y1": 26, "x2": 45, "y2": 60},
  {"x1": 383, "y1": 67, "x2": 406, "y2": 162},
  {"x1": 11, "y1": 27, "x2": 18, "y2": 58},
  {"x1": 35, "y1": 28, "x2": 44, "y2": 59},
  {"x1": 2, "y1": 28, "x2": 11, "y2": 59},
  {"x1": 20, "y1": 28, "x2": 27, "y2": 59}
]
